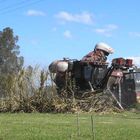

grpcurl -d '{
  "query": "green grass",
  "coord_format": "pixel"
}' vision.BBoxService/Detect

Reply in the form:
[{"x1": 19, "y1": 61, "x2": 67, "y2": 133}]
[{"x1": 0, "y1": 112, "x2": 140, "y2": 140}]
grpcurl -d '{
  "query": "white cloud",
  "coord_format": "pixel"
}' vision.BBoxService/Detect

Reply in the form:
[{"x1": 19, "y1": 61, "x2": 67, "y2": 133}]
[
  {"x1": 55, "y1": 11, "x2": 94, "y2": 25},
  {"x1": 95, "y1": 24, "x2": 118, "y2": 37},
  {"x1": 129, "y1": 32, "x2": 140, "y2": 37},
  {"x1": 52, "y1": 27, "x2": 57, "y2": 32},
  {"x1": 63, "y1": 30, "x2": 73, "y2": 39},
  {"x1": 26, "y1": 10, "x2": 46, "y2": 16}
]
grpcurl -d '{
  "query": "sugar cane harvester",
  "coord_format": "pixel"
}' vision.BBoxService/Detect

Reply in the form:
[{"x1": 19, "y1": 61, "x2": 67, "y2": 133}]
[{"x1": 48, "y1": 42, "x2": 137, "y2": 108}]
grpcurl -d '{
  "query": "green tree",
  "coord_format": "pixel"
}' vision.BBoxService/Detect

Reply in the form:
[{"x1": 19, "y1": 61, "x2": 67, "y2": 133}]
[
  {"x1": 0, "y1": 27, "x2": 24, "y2": 74},
  {"x1": 0, "y1": 27, "x2": 24, "y2": 98}
]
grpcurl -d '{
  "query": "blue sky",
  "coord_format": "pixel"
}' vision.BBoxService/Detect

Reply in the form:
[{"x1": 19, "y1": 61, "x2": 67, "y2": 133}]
[{"x1": 0, "y1": 0, "x2": 140, "y2": 67}]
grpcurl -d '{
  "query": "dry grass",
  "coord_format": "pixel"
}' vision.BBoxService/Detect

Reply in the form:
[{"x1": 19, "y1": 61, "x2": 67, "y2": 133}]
[
  {"x1": 0, "y1": 66, "x2": 123, "y2": 113},
  {"x1": 0, "y1": 66, "x2": 76, "y2": 113}
]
